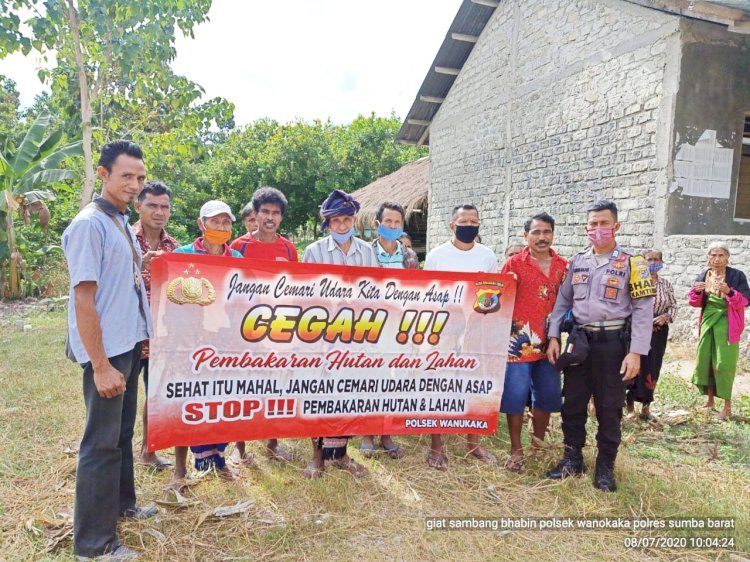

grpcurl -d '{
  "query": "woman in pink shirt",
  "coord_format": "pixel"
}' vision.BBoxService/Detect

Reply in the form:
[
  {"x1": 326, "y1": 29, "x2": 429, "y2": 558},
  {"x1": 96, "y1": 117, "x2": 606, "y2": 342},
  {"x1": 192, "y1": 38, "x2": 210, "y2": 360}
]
[{"x1": 689, "y1": 242, "x2": 750, "y2": 420}]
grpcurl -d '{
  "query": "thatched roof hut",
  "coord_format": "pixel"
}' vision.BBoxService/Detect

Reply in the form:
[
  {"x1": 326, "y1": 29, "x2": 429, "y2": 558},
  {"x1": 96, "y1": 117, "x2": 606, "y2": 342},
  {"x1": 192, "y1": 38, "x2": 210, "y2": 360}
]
[{"x1": 351, "y1": 156, "x2": 429, "y2": 232}]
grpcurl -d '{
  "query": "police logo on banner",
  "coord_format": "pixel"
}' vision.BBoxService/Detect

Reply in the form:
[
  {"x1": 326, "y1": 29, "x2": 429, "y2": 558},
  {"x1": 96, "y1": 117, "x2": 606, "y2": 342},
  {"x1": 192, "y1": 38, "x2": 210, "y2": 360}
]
[{"x1": 473, "y1": 282, "x2": 504, "y2": 314}]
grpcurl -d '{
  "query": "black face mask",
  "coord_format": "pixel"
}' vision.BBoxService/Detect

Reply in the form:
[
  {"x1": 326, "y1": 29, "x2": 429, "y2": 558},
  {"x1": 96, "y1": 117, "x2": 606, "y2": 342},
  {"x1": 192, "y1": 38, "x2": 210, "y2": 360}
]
[{"x1": 454, "y1": 225, "x2": 479, "y2": 244}]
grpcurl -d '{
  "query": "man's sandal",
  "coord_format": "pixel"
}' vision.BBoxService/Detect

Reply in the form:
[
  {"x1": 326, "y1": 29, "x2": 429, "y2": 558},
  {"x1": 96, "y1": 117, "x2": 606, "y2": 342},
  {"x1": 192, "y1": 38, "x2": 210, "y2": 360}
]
[
  {"x1": 265, "y1": 445, "x2": 293, "y2": 463},
  {"x1": 504, "y1": 455, "x2": 525, "y2": 473},
  {"x1": 359, "y1": 442, "x2": 378, "y2": 459},
  {"x1": 381, "y1": 442, "x2": 404, "y2": 460},
  {"x1": 139, "y1": 456, "x2": 173, "y2": 471},
  {"x1": 217, "y1": 466, "x2": 239, "y2": 481},
  {"x1": 469, "y1": 448, "x2": 498, "y2": 465},
  {"x1": 165, "y1": 478, "x2": 190, "y2": 494},
  {"x1": 302, "y1": 463, "x2": 325, "y2": 479},
  {"x1": 238, "y1": 453, "x2": 256, "y2": 467},
  {"x1": 426, "y1": 450, "x2": 448, "y2": 470},
  {"x1": 331, "y1": 458, "x2": 368, "y2": 477}
]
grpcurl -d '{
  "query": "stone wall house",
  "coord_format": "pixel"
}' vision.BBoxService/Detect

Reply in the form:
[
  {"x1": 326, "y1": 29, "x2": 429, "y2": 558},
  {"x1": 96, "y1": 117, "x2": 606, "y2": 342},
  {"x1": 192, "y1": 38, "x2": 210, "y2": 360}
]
[{"x1": 397, "y1": 0, "x2": 750, "y2": 338}]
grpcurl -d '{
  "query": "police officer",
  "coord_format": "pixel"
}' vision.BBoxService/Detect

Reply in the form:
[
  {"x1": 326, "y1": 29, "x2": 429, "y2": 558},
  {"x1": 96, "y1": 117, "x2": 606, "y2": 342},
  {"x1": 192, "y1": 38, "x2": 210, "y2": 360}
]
[{"x1": 546, "y1": 200, "x2": 654, "y2": 492}]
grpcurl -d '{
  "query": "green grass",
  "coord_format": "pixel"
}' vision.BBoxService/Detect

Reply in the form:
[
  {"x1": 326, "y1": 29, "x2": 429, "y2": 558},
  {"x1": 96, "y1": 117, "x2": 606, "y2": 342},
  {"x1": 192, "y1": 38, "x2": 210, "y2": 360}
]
[{"x1": 1, "y1": 309, "x2": 749, "y2": 561}]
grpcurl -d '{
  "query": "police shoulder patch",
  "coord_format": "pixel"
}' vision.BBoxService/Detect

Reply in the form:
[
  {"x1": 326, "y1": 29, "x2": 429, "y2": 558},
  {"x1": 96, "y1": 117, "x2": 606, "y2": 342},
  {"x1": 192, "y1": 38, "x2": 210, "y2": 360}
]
[{"x1": 628, "y1": 256, "x2": 656, "y2": 299}]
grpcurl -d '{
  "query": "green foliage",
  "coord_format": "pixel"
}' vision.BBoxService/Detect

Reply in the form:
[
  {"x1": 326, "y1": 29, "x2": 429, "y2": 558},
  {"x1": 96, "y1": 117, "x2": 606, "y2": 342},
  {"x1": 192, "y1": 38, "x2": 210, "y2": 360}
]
[
  {"x1": 175, "y1": 114, "x2": 427, "y2": 238},
  {"x1": 0, "y1": 4, "x2": 423, "y2": 249},
  {"x1": 0, "y1": 113, "x2": 81, "y2": 298},
  {"x1": 331, "y1": 112, "x2": 425, "y2": 191},
  {"x1": 0, "y1": 75, "x2": 21, "y2": 146},
  {"x1": 0, "y1": 0, "x2": 235, "y2": 206}
]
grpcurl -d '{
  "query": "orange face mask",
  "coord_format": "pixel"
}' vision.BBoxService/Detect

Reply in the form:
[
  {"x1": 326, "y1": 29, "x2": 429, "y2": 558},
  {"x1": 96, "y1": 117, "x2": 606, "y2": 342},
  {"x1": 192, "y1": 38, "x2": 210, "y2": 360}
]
[{"x1": 203, "y1": 229, "x2": 231, "y2": 245}]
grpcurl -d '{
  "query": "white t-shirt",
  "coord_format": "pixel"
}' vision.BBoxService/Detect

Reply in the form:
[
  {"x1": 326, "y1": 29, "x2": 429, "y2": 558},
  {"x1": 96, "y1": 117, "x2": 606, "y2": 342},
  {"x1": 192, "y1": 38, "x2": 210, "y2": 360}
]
[{"x1": 424, "y1": 241, "x2": 499, "y2": 273}]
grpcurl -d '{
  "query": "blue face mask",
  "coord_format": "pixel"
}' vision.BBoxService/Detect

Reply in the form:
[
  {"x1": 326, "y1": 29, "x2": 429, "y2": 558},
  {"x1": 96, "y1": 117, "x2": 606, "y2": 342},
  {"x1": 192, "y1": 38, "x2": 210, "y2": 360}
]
[
  {"x1": 377, "y1": 224, "x2": 404, "y2": 241},
  {"x1": 331, "y1": 228, "x2": 355, "y2": 244},
  {"x1": 648, "y1": 262, "x2": 663, "y2": 275}
]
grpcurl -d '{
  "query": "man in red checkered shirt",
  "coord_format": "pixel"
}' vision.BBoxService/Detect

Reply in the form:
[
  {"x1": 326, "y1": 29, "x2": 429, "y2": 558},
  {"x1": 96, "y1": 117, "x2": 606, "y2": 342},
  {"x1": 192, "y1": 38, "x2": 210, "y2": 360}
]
[{"x1": 132, "y1": 180, "x2": 179, "y2": 469}]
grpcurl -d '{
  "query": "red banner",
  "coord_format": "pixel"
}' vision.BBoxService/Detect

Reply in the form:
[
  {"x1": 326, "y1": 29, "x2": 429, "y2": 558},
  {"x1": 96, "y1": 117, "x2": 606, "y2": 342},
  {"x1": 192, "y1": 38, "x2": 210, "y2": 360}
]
[{"x1": 147, "y1": 253, "x2": 516, "y2": 450}]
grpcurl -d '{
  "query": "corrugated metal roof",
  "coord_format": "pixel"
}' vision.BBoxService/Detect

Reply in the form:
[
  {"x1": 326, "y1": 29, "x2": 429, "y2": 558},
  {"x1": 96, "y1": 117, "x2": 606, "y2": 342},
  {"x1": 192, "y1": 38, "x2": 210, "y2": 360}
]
[
  {"x1": 396, "y1": 0, "x2": 498, "y2": 146},
  {"x1": 396, "y1": 0, "x2": 750, "y2": 145}
]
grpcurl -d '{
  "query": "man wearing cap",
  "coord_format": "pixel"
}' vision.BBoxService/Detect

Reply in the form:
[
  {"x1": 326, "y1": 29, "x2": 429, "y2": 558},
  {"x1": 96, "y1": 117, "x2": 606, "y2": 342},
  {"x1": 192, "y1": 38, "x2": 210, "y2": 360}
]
[
  {"x1": 546, "y1": 200, "x2": 654, "y2": 492},
  {"x1": 171, "y1": 200, "x2": 243, "y2": 485},
  {"x1": 300, "y1": 189, "x2": 378, "y2": 478},
  {"x1": 302, "y1": 189, "x2": 379, "y2": 267}
]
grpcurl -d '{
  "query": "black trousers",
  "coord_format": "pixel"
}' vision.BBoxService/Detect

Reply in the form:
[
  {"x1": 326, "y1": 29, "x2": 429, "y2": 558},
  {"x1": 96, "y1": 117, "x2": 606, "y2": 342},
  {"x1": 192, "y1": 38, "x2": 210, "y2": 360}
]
[
  {"x1": 74, "y1": 344, "x2": 141, "y2": 557},
  {"x1": 140, "y1": 358, "x2": 149, "y2": 391},
  {"x1": 561, "y1": 330, "x2": 627, "y2": 458}
]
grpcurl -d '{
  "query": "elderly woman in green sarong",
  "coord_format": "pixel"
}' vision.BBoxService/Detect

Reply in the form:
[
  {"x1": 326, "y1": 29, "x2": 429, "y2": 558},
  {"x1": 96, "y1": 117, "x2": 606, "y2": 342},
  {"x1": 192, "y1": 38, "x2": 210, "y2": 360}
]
[{"x1": 689, "y1": 242, "x2": 750, "y2": 420}]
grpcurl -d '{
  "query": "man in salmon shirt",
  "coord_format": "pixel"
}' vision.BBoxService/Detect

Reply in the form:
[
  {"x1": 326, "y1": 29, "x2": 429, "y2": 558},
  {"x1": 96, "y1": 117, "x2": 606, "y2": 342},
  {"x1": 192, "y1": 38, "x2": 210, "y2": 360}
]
[{"x1": 500, "y1": 212, "x2": 568, "y2": 472}]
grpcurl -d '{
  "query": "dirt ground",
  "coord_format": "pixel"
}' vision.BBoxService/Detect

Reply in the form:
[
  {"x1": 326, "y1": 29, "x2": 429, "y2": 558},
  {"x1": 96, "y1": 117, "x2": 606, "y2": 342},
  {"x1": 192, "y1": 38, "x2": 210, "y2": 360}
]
[{"x1": 666, "y1": 341, "x2": 750, "y2": 397}]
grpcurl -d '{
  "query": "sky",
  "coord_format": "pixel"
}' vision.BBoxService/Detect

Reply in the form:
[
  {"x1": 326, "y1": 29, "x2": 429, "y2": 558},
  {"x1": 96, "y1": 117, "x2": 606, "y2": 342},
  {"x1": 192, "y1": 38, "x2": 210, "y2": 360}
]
[{"x1": 0, "y1": 0, "x2": 461, "y2": 125}]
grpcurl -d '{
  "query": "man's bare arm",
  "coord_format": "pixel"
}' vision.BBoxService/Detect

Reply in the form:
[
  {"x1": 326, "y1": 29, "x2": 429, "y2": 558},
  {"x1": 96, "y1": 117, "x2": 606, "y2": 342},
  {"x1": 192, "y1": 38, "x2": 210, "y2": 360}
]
[{"x1": 74, "y1": 281, "x2": 126, "y2": 398}]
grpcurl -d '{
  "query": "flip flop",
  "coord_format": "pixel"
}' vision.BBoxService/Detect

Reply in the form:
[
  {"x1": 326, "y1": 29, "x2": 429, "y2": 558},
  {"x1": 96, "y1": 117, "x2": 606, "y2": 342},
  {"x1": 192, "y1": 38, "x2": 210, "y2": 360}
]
[
  {"x1": 154, "y1": 457, "x2": 173, "y2": 469},
  {"x1": 469, "y1": 448, "x2": 498, "y2": 465},
  {"x1": 302, "y1": 464, "x2": 325, "y2": 479},
  {"x1": 504, "y1": 455, "x2": 525, "y2": 473},
  {"x1": 332, "y1": 458, "x2": 368, "y2": 477},
  {"x1": 426, "y1": 450, "x2": 448, "y2": 470},
  {"x1": 265, "y1": 445, "x2": 293, "y2": 463},
  {"x1": 165, "y1": 478, "x2": 190, "y2": 494},
  {"x1": 217, "y1": 466, "x2": 240, "y2": 481},
  {"x1": 139, "y1": 456, "x2": 173, "y2": 471},
  {"x1": 381, "y1": 442, "x2": 404, "y2": 460},
  {"x1": 238, "y1": 453, "x2": 257, "y2": 467},
  {"x1": 359, "y1": 442, "x2": 379, "y2": 459}
]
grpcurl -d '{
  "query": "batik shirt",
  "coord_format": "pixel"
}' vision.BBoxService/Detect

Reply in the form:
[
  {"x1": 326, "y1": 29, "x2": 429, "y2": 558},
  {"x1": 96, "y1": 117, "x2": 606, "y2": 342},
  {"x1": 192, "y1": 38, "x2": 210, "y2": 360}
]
[
  {"x1": 132, "y1": 220, "x2": 179, "y2": 360},
  {"x1": 653, "y1": 276, "x2": 677, "y2": 321},
  {"x1": 501, "y1": 247, "x2": 568, "y2": 363}
]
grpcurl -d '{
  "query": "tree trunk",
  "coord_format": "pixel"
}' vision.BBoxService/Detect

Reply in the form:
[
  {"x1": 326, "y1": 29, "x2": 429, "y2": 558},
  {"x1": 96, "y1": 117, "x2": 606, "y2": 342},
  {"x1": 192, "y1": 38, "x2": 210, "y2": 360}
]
[
  {"x1": 66, "y1": 0, "x2": 96, "y2": 209},
  {"x1": 6, "y1": 214, "x2": 19, "y2": 298}
]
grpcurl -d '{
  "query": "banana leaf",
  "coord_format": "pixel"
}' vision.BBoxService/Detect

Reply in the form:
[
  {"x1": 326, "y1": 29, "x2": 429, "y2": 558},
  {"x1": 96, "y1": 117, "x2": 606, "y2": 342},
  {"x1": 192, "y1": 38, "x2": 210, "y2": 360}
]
[
  {"x1": 10, "y1": 114, "x2": 53, "y2": 176},
  {"x1": 18, "y1": 169, "x2": 75, "y2": 193}
]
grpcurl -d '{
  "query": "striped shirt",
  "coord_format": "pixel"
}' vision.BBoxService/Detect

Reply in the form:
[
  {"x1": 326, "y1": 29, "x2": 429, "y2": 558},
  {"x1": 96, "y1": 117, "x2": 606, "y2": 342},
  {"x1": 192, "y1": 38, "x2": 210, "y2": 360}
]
[
  {"x1": 654, "y1": 276, "x2": 678, "y2": 321},
  {"x1": 302, "y1": 235, "x2": 379, "y2": 266},
  {"x1": 373, "y1": 239, "x2": 405, "y2": 269}
]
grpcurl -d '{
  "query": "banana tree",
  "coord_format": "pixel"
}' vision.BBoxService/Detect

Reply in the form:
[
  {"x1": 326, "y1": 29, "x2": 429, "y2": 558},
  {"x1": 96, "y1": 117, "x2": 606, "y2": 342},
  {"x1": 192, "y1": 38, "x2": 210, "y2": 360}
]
[{"x1": 0, "y1": 114, "x2": 81, "y2": 298}]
